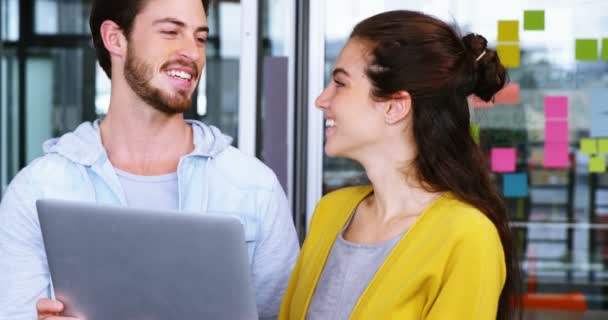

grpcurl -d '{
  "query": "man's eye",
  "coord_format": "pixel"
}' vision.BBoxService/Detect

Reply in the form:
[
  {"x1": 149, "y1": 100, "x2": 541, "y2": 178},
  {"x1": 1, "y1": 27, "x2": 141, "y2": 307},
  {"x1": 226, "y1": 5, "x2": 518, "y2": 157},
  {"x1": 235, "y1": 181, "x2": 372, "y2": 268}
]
[
  {"x1": 197, "y1": 37, "x2": 207, "y2": 44},
  {"x1": 161, "y1": 30, "x2": 178, "y2": 35},
  {"x1": 333, "y1": 79, "x2": 345, "y2": 87}
]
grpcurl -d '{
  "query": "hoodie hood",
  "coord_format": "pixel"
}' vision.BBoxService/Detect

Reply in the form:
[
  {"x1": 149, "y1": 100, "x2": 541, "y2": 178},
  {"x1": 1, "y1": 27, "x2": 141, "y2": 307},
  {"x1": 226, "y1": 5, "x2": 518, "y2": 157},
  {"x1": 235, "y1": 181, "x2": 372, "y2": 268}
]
[{"x1": 42, "y1": 119, "x2": 233, "y2": 166}]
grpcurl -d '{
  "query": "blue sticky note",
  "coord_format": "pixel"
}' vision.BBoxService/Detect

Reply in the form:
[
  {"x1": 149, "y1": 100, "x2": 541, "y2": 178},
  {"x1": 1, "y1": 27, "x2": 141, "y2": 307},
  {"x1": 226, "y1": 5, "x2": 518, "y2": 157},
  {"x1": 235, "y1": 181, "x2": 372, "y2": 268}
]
[
  {"x1": 591, "y1": 90, "x2": 608, "y2": 138},
  {"x1": 503, "y1": 173, "x2": 528, "y2": 198}
]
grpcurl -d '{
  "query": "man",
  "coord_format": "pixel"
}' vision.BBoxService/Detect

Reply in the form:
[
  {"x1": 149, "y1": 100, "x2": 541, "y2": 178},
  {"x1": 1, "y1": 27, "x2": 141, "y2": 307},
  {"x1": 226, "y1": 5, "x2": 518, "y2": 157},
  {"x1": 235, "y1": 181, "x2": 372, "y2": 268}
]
[{"x1": 0, "y1": 0, "x2": 299, "y2": 319}]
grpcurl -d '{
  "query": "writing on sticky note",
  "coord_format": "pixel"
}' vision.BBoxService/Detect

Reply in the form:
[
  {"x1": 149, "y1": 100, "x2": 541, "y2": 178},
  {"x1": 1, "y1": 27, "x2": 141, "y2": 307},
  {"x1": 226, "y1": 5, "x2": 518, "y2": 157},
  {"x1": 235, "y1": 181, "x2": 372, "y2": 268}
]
[
  {"x1": 503, "y1": 173, "x2": 528, "y2": 198},
  {"x1": 545, "y1": 96, "x2": 568, "y2": 119},
  {"x1": 589, "y1": 156, "x2": 606, "y2": 173},
  {"x1": 576, "y1": 39, "x2": 598, "y2": 61},
  {"x1": 495, "y1": 83, "x2": 520, "y2": 104},
  {"x1": 544, "y1": 143, "x2": 569, "y2": 168},
  {"x1": 524, "y1": 10, "x2": 544, "y2": 31},
  {"x1": 580, "y1": 138, "x2": 598, "y2": 155},
  {"x1": 497, "y1": 44, "x2": 520, "y2": 68},
  {"x1": 498, "y1": 20, "x2": 519, "y2": 42},
  {"x1": 491, "y1": 148, "x2": 517, "y2": 173},
  {"x1": 470, "y1": 124, "x2": 480, "y2": 144},
  {"x1": 470, "y1": 95, "x2": 494, "y2": 108},
  {"x1": 545, "y1": 121, "x2": 568, "y2": 143},
  {"x1": 591, "y1": 89, "x2": 608, "y2": 138},
  {"x1": 602, "y1": 38, "x2": 608, "y2": 61},
  {"x1": 599, "y1": 139, "x2": 608, "y2": 155}
]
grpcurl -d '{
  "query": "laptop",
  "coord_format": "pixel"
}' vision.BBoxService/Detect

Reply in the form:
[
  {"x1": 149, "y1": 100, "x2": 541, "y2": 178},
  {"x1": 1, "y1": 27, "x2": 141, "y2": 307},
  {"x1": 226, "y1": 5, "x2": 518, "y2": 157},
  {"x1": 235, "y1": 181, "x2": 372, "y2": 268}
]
[{"x1": 36, "y1": 199, "x2": 259, "y2": 320}]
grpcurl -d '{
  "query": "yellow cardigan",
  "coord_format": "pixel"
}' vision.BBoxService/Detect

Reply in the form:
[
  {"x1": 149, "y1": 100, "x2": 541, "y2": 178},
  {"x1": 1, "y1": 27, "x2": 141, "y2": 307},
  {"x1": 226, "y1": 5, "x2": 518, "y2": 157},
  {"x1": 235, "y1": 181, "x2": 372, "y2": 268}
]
[{"x1": 279, "y1": 185, "x2": 506, "y2": 320}]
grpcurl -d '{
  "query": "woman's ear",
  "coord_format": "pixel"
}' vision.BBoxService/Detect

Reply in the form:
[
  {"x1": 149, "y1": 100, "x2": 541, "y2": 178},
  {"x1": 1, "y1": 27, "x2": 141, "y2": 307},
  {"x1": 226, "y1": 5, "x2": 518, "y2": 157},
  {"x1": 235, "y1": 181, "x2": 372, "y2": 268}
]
[
  {"x1": 384, "y1": 91, "x2": 412, "y2": 125},
  {"x1": 100, "y1": 20, "x2": 128, "y2": 58}
]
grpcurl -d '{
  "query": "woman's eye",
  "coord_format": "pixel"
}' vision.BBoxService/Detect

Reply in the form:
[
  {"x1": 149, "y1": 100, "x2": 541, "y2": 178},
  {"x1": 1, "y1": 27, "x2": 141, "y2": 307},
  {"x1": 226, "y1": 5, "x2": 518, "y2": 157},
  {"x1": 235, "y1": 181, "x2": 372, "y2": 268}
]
[{"x1": 333, "y1": 79, "x2": 345, "y2": 87}]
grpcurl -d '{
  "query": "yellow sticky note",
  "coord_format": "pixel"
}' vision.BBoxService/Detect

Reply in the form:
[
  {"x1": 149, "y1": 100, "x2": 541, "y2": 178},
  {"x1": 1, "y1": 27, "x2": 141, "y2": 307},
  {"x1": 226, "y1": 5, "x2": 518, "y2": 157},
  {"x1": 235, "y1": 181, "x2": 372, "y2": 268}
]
[
  {"x1": 580, "y1": 138, "x2": 598, "y2": 155},
  {"x1": 589, "y1": 156, "x2": 606, "y2": 173},
  {"x1": 497, "y1": 44, "x2": 520, "y2": 68},
  {"x1": 498, "y1": 20, "x2": 519, "y2": 42},
  {"x1": 470, "y1": 124, "x2": 480, "y2": 144},
  {"x1": 599, "y1": 139, "x2": 608, "y2": 154}
]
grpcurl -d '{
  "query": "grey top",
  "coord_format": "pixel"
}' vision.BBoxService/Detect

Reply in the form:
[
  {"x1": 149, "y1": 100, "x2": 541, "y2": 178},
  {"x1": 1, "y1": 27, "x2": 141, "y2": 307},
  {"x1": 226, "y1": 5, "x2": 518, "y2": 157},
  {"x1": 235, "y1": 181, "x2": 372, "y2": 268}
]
[
  {"x1": 307, "y1": 219, "x2": 406, "y2": 320},
  {"x1": 115, "y1": 168, "x2": 179, "y2": 211}
]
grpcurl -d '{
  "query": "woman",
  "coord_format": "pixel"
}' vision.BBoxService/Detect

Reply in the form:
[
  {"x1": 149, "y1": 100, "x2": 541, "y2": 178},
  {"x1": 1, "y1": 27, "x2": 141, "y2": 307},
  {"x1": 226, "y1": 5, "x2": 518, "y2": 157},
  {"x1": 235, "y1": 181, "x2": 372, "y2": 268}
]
[{"x1": 280, "y1": 10, "x2": 520, "y2": 320}]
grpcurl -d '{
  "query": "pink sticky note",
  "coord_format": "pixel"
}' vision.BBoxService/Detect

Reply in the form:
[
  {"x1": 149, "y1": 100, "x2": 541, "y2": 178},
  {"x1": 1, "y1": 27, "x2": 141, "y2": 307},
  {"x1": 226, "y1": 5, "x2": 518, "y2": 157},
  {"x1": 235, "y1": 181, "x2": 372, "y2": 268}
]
[
  {"x1": 495, "y1": 83, "x2": 520, "y2": 104},
  {"x1": 470, "y1": 95, "x2": 494, "y2": 108},
  {"x1": 544, "y1": 143, "x2": 569, "y2": 168},
  {"x1": 545, "y1": 120, "x2": 569, "y2": 143},
  {"x1": 545, "y1": 96, "x2": 568, "y2": 119},
  {"x1": 491, "y1": 148, "x2": 517, "y2": 172}
]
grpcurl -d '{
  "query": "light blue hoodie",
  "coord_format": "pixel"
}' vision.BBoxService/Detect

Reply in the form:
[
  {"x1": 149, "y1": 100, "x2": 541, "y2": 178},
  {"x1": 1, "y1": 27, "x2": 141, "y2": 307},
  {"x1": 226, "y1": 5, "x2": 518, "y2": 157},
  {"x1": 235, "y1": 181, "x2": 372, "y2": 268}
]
[{"x1": 0, "y1": 120, "x2": 300, "y2": 320}]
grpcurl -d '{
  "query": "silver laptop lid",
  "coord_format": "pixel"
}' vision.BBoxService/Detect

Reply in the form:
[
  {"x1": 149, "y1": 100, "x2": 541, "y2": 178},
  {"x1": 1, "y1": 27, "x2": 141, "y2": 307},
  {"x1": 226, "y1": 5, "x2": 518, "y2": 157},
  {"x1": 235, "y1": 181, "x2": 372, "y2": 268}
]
[{"x1": 37, "y1": 199, "x2": 258, "y2": 320}]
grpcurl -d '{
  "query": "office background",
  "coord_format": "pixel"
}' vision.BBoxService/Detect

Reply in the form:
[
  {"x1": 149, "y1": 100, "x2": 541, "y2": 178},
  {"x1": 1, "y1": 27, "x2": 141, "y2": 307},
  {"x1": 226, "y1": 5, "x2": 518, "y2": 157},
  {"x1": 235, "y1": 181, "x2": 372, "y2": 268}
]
[{"x1": 1, "y1": 0, "x2": 608, "y2": 318}]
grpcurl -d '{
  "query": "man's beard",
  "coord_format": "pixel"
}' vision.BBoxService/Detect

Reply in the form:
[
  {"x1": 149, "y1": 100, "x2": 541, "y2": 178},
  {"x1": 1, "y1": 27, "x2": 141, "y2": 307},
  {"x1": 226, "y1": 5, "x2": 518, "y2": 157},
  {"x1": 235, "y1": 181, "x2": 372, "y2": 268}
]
[{"x1": 124, "y1": 47, "x2": 198, "y2": 115}]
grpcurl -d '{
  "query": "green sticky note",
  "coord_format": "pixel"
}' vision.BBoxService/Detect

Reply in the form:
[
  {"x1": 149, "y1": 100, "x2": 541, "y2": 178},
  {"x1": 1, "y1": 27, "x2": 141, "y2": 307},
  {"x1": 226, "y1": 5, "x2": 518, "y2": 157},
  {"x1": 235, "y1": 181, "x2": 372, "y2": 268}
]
[
  {"x1": 576, "y1": 39, "x2": 598, "y2": 61},
  {"x1": 580, "y1": 138, "x2": 598, "y2": 155},
  {"x1": 524, "y1": 10, "x2": 545, "y2": 31},
  {"x1": 602, "y1": 38, "x2": 608, "y2": 61},
  {"x1": 470, "y1": 124, "x2": 480, "y2": 144},
  {"x1": 497, "y1": 44, "x2": 520, "y2": 68},
  {"x1": 498, "y1": 20, "x2": 519, "y2": 42},
  {"x1": 589, "y1": 156, "x2": 606, "y2": 173},
  {"x1": 598, "y1": 139, "x2": 608, "y2": 154}
]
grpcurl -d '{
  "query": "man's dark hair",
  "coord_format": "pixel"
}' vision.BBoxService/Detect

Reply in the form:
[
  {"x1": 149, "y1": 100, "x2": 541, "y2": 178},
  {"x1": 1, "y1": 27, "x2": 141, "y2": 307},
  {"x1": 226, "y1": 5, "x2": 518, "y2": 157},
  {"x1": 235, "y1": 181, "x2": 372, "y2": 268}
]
[{"x1": 89, "y1": 0, "x2": 210, "y2": 78}]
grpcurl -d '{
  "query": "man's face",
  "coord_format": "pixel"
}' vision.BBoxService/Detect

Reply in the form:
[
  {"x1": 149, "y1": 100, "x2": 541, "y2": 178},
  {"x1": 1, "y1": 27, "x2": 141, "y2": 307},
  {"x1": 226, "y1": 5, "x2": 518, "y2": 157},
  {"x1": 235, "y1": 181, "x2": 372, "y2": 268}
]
[{"x1": 123, "y1": 0, "x2": 208, "y2": 114}]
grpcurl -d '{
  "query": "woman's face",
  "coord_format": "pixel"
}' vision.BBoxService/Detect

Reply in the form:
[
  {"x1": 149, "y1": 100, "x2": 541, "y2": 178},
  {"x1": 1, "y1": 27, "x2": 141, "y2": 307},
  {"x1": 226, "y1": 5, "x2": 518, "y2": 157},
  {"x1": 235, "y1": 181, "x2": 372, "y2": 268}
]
[{"x1": 315, "y1": 39, "x2": 389, "y2": 159}]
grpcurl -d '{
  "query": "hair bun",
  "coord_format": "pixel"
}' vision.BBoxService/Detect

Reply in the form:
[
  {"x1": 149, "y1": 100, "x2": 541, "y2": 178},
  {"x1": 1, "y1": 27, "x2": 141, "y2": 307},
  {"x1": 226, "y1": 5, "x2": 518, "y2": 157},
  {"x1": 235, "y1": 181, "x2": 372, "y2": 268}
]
[{"x1": 461, "y1": 33, "x2": 507, "y2": 102}]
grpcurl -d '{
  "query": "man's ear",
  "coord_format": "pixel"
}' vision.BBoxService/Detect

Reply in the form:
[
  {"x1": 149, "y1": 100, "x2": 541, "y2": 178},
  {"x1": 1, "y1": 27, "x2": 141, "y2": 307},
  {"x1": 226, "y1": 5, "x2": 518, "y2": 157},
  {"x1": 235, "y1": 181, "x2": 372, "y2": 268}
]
[
  {"x1": 100, "y1": 20, "x2": 128, "y2": 58},
  {"x1": 383, "y1": 91, "x2": 412, "y2": 125}
]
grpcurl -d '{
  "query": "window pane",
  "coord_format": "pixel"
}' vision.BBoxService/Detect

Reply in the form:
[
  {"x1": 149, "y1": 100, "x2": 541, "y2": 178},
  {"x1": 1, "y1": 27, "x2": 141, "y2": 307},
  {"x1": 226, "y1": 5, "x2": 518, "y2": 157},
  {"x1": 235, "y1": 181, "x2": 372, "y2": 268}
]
[
  {"x1": 197, "y1": 1, "x2": 241, "y2": 143},
  {"x1": 26, "y1": 47, "x2": 97, "y2": 162},
  {"x1": 1, "y1": 0, "x2": 19, "y2": 41},
  {"x1": 1, "y1": 49, "x2": 19, "y2": 194},
  {"x1": 35, "y1": 0, "x2": 91, "y2": 35}
]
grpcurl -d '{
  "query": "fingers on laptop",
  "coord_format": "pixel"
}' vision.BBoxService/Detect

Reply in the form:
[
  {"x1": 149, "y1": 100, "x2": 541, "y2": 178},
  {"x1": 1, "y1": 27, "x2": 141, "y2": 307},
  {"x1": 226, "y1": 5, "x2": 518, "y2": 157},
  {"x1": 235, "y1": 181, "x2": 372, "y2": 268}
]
[{"x1": 37, "y1": 298, "x2": 80, "y2": 319}]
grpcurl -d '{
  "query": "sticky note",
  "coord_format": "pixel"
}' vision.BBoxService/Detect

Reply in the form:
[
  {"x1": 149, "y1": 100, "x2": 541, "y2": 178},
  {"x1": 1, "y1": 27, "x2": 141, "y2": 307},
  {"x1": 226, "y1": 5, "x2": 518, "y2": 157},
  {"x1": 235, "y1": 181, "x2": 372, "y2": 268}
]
[
  {"x1": 491, "y1": 148, "x2": 517, "y2": 173},
  {"x1": 497, "y1": 44, "x2": 521, "y2": 68},
  {"x1": 576, "y1": 39, "x2": 598, "y2": 61},
  {"x1": 591, "y1": 89, "x2": 608, "y2": 138},
  {"x1": 580, "y1": 138, "x2": 598, "y2": 155},
  {"x1": 544, "y1": 143, "x2": 569, "y2": 168},
  {"x1": 470, "y1": 95, "x2": 494, "y2": 108},
  {"x1": 599, "y1": 139, "x2": 608, "y2": 155},
  {"x1": 602, "y1": 38, "x2": 608, "y2": 61},
  {"x1": 589, "y1": 156, "x2": 606, "y2": 173},
  {"x1": 544, "y1": 96, "x2": 568, "y2": 119},
  {"x1": 524, "y1": 10, "x2": 545, "y2": 31},
  {"x1": 495, "y1": 83, "x2": 520, "y2": 104},
  {"x1": 503, "y1": 173, "x2": 528, "y2": 198},
  {"x1": 498, "y1": 20, "x2": 519, "y2": 42},
  {"x1": 470, "y1": 124, "x2": 480, "y2": 144},
  {"x1": 545, "y1": 121, "x2": 568, "y2": 143}
]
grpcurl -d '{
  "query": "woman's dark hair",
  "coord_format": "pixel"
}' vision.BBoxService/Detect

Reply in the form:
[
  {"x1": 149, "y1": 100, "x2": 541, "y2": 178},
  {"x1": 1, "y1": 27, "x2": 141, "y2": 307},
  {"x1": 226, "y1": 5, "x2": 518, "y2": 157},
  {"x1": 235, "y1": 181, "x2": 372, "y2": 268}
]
[
  {"x1": 89, "y1": 0, "x2": 210, "y2": 78},
  {"x1": 351, "y1": 10, "x2": 520, "y2": 320}
]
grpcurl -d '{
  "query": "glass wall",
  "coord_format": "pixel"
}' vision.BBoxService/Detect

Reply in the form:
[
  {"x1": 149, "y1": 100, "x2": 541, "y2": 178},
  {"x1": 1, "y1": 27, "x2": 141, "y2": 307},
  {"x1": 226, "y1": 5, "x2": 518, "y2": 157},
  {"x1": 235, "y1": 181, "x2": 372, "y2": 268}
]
[
  {"x1": 259, "y1": 0, "x2": 295, "y2": 195},
  {"x1": 320, "y1": 0, "x2": 608, "y2": 315},
  {"x1": 198, "y1": 0, "x2": 241, "y2": 142}
]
